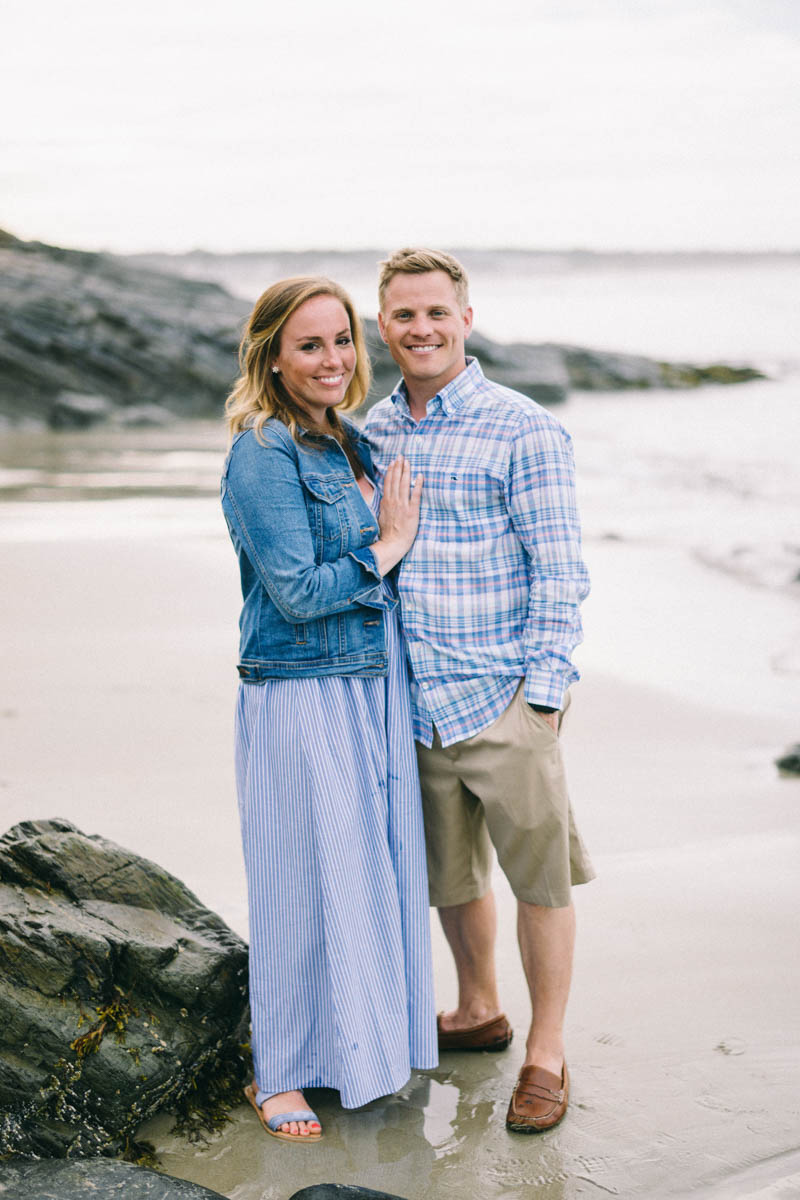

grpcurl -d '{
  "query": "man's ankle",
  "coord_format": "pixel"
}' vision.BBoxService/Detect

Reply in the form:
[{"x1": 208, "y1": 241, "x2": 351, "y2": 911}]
[
  {"x1": 443, "y1": 999, "x2": 502, "y2": 1027},
  {"x1": 523, "y1": 1038, "x2": 565, "y2": 1074}
]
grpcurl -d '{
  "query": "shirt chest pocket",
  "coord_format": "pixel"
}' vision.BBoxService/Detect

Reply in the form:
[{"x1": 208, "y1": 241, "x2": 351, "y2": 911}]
[
  {"x1": 438, "y1": 467, "x2": 508, "y2": 531},
  {"x1": 302, "y1": 474, "x2": 352, "y2": 557}
]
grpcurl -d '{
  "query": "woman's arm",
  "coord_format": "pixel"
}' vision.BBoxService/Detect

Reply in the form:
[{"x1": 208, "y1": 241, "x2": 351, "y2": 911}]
[
  {"x1": 223, "y1": 432, "x2": 421, "y2": 623},
  {"x1": 223, "y1": 430, "x2": 385, "y2": 623}
]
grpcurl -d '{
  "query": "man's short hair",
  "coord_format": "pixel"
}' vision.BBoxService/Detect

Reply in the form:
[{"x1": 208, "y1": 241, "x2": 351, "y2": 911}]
[{"x1": 378, "y1": 247, "x2": 470, "y2": 312}]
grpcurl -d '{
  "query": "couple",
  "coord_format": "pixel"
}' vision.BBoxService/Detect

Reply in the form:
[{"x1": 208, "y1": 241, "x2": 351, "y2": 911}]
[{"x1": 220, "y1": 248, "x2": 594, "y2": 1144}]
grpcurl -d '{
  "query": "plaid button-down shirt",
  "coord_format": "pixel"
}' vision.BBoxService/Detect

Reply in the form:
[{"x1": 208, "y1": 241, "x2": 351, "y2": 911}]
[{"x1": 364, "y1": 357, "x2": 590, "y2": 748}]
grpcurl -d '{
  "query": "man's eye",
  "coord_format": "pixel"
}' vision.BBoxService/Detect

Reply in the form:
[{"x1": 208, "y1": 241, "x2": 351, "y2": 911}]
[{"x1": 431, "y1": 309, "x2": 446, "y2": 317}]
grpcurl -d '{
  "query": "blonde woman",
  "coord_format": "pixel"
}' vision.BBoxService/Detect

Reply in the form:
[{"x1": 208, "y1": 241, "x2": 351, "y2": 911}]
[{"x1": 221, "y1": 278, "x2": 436, "y2": 1142}]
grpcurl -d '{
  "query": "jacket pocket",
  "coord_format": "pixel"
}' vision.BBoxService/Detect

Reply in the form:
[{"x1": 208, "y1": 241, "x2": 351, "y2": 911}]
[{"x1": 302, "y1": 474, "x2": 350, "y2": 554}]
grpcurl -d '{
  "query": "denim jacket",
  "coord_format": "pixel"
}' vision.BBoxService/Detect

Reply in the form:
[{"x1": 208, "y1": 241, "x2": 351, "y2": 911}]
[{"x1": 220, "y1": 417, "x2": 395, "y2": 680}]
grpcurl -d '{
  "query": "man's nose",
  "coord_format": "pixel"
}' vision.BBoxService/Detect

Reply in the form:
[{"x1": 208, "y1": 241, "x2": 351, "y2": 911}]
[{"x1": 408, "y1": 314, "x2": 433, "y2": 339}]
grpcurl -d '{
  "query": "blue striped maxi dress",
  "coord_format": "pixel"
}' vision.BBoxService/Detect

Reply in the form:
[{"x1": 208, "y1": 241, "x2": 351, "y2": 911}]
[{"x1": 234, "y1": 515, "x2": 437, "y2": 1109}]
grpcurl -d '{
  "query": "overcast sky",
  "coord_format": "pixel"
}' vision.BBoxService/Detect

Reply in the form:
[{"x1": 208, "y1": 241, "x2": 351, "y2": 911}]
[{"x1": 2, "y1": 0, "x2": 798, "y2": 253}]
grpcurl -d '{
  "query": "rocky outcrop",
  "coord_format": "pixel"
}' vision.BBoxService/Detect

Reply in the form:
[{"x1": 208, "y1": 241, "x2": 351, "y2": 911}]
[
  {"x1": 0, "y1": 230, "x2": 247, "y2": 425},
  {"x1": 536, "y1": 343, "x2": 763, "y2": 391},
  {"x1": 775, "y1": 745, "x2": 800, "y2": 775},
  {"x1": 0, "y1": 1159, "x2": 227, "y2": 1199},
  {"x1": 0, "y1": 229, "x2": 765, "y2": 426},
  {"x1": 0, "y1": 1165, "x2": 410, "y2": 1200},
  {"x1": 289, "y1": 1189, "x2": 410, "y2": 1200},
  {"x1": 0, "y1": 819, "x2": 249, "y2": 1159}
]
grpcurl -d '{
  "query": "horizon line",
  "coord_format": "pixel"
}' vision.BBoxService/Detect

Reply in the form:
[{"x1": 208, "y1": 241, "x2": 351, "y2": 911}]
[
  {"x1": 4, "y1": 230, "x2": 799, "y2": 259},
  {"x1": 129, "y1": 245, "x2": 800, "y2": 259}
]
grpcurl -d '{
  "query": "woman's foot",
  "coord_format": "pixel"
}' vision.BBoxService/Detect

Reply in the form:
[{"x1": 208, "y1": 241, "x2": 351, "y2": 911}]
[{"x1": 259, "y1": 1088, "x2": 321, "y2": 1138}]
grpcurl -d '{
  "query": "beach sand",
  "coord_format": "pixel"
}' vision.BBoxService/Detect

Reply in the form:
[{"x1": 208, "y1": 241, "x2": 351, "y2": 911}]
[{"x1": 2, "y1": 504, "x2": 799, "y2": 1199}]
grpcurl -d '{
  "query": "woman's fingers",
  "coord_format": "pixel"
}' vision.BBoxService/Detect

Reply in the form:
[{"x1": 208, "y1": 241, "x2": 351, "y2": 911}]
[
  {"x1": 383, "y1": 455, "x2": 402, "y2": 503},
  {"x1": 386, "y1": 456, "x2": 415, "y2": 500},
  {"x1": 380, "y1": 457, "x2": 421, "y2": 523},
  {"x1": 373, "y1": 458, "x2": 423, "y2": 572}
]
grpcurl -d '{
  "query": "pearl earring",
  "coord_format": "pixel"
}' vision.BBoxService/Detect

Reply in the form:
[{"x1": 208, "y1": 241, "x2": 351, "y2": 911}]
[{"x1": 271, "y1": 366, "x2": 279, "y2": 374}]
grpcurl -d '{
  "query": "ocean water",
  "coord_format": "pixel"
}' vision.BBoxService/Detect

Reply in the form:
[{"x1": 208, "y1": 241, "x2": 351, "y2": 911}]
[
  {"x1": 2, "y1": 253, "x2": 798, "y2": 718},
  {"x1": 140, "y1": 248, "x2": 800, "y2": 368}
]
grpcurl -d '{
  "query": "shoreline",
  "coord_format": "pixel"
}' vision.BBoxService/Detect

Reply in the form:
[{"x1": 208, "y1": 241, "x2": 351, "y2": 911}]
[{"x1": 2, "y1": 511, "x2": 799, "y2": 1197}]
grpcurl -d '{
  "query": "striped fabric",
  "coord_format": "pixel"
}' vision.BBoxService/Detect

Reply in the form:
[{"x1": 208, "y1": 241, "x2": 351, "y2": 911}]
[
  {"x1": 364, "y1": 357, "x2": 591, "y2": 748},
  {"x1": 234, "y1": 565, "x2": 437, "y2": 1109}
]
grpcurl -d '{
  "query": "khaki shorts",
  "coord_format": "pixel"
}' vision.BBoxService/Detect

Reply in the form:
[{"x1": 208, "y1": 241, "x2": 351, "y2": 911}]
[{"x1": 416, "y1": 682, "x2": 595, "y2": 909}]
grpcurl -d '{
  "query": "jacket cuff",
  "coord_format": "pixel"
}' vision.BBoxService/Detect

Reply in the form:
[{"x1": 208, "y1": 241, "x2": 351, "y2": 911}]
[
  {"x1": 349, "y1": 545, "x2": 382, "y2": 579},
  {"x1": 346, "y1": 547, "x2": 398, "y2": 612}
]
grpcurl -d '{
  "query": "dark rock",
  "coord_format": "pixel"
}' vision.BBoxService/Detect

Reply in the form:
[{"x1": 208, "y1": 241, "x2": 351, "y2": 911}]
[
  {"x1": 0, "y1": 818, "x2": 249, "y2": 1159},
  {"x1": 110, "y1": 404, "x2": 175, "y2": 428},
  {"x1": 0, "y1": 231, "x2": 248, "y2": 424},
  {"x1": 0, "y1": 1159, "x2": 227, "y2": 1198},
  {"x1": 0, "y1": 229, "x2": 766, "y2": 425},
  {"x1": 775, "y1": 744, "x2": 800, "y2": 775},
  {"x1": 546, "y1": 344, "x2": 665, "y2": 391},
  {"x1": 540, "y1": 344, "x2": 764, "y2": 391},
  {"x1": 658, "y1": 361, "x2": 764, "y2": 387},
  {"x1": 49, "y1": 391, "x2": 113, "y2": 429},
  {"x1": 289, "y1": 1188, "x2": 410, "y2": 1200}
]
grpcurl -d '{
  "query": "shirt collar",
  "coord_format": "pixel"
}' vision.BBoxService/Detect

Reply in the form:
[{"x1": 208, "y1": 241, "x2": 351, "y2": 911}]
[{"x1": 389, "y1": 356, "x2": 485, "y2": 419}]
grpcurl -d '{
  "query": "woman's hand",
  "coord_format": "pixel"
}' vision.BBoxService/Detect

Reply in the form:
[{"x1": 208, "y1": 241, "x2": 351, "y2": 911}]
[{"x1": 371, "y1": 456, "x2": 423, "y2": 576}]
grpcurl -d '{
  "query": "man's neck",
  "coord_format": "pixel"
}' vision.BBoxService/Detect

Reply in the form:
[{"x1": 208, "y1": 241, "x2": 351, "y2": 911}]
[
  {"x1": 406, "y1": 388, "x2": 433, "y2": 423},
  {"x1": 404, "y1": 360, "x2": 468, "y2": 422}
]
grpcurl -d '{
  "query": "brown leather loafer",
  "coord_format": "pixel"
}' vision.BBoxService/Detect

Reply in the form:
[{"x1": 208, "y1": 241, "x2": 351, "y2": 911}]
[
  {"x1": 506, "y1": 1061, "x2": 569, "y2": 1133},
  {"x1": 437, "y1": 1012, "x2": 513, "y2": 1052}
]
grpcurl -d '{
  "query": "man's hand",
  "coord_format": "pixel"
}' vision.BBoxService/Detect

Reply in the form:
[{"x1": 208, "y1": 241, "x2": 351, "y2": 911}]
[{"x1": 529, "y1": 705, "x2": 559, "y2": 734}]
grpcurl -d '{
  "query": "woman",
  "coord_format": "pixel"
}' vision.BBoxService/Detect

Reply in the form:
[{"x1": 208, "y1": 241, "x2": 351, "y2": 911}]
[{"x1": 221, "y1": 277, "x2": 437, "y2": 1143}]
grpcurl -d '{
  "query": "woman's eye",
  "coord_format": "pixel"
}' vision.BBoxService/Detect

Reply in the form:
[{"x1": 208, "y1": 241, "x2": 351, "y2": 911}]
[
  {"x1": 300, "y1": 342, "x2": 319, "y2": 351},
  {"x1": 337, "y1": 336, "x2": 352, "y2": 346}
]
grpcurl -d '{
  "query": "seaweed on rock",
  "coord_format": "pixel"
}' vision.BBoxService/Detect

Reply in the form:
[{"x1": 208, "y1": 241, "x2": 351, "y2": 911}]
[{"x1": 0, "y1": 819, "x2": 250, "y2": 1160}]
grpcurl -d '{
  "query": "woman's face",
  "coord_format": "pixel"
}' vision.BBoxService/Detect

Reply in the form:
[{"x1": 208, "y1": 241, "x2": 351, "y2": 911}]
[{"x1": 273, "y1": 295, "x2": 356, "y2": 423}]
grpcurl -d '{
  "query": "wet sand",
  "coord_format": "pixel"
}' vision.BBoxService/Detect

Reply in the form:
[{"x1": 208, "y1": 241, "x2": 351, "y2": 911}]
[{"x1": 2, "y1": 505, "x2": 799, "y2": 1198}]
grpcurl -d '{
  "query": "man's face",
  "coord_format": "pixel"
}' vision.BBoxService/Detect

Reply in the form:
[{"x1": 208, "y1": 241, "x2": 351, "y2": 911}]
[{"x1": 378, "y1": 270, "x2": 473, "y2": 396}]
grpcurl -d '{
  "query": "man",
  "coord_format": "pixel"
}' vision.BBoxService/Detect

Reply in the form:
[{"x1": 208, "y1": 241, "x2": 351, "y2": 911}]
[{"x1": 364, "y1": 248, "x2": 594, "y2": 1133}]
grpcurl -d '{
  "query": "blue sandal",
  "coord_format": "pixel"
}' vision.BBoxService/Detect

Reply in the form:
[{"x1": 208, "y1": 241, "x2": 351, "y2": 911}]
[{"x1": 244, "y1": 1083, "x2": 322, "y2": 1142}]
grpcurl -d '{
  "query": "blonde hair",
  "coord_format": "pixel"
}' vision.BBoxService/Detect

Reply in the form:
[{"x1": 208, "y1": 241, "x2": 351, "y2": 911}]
[
  {"x1": 225, "y1": 277, "x2": 371, "y2": 445},
  {"x1": 378, "y1": 247, "x2": 470, "y2": 312}
]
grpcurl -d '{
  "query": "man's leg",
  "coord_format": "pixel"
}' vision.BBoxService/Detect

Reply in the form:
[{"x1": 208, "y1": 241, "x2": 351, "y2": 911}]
[
  {"x1": 415, "y1": 737, "x2": 498, "y2": 1034},
  {"x1": 517, "y1": 900, "x2": 575, "y2": 1076},
  {"x1": 436, "y1": 890, "x2": 502, "y2": 1031}
]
